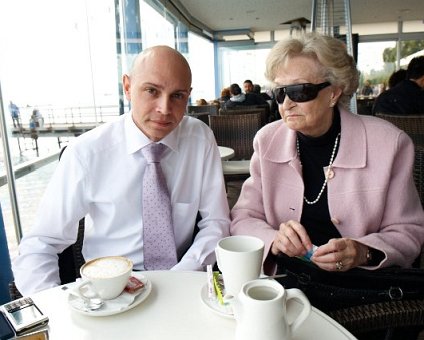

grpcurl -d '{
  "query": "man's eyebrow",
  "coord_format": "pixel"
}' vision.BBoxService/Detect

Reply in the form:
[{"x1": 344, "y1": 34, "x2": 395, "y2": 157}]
[{"x1": 142, "y1": 82, "x2": 190, "y2": 93}]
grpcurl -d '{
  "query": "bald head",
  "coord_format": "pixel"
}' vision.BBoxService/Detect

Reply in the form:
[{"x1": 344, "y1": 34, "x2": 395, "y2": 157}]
[
  {"x1": 130, "y1": 45, "x2": 192, "y2": 85},
  {"x1": 123, "y1": 45, "x2": 192, "y2": 141}
]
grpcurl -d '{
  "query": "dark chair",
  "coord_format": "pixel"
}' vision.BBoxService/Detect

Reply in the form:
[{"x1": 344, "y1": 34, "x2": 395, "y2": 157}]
[
  {"x1": 375, "y1": 113, "x2": 424, "y2": 146},
  {"x1": 209, "y1": 113, "x2": 262, "y2": 187},
  {"x1": 9, "y1": 219, "x2": 85, "y2": 300},
  {"x1": 219, "y1": 105, "x2": 269, "y2": 127},
  {"x1": 327, "y1": 299, "x2": 424, "y2": 339},
  {"x1": 186, "y1": 112, "x2": 210, "y2": 126},
  {"x1": 187, "y1": 104, "x2": 219, "y2": 116},
  {"x1": 9, "y1": 146, "x2": 86, "y2": 300}
]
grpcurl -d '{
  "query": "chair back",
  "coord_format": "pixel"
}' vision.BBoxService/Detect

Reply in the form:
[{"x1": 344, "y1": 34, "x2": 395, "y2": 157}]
[
  {"x1": 186, "y1": 112, "x2": 210, "y2": 126},
  {"x1": 187, "y1": 105, "x2": 218, "y2": 116},
  {"x1": 209, "y1": 113, "x2": 262, "y2": 160},
  {"x1": 9, "y1": 147, "x2": 86, "y2": 300},
  {"x1": 375, "y1": 113, "x2": 424, "y2": 146},
  {"x1": 219, "y1": 105, "x2": 269, "y2": 127}
]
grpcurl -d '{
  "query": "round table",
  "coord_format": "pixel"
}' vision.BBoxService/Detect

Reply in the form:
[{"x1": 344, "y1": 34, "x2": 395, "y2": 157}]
[
  {"x1": 218, "y1": 146, "x2": 235, "y2": 161},
  {"x1": 23, "y1": 271, "x2": 357, "y2": 339}
]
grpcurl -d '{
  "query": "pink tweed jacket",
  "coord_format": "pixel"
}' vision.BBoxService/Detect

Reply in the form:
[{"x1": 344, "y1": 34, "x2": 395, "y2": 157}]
[{"x1": 230, "y1": 108, "x2": 424, "y2": 269}]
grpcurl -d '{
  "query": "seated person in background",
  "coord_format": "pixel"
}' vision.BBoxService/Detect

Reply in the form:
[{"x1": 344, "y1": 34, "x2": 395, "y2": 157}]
[
  {"x1": 253, "y1": 84, "x2": 272, "y2": 101},
  {"x1": 360, "y1": 80, "x2": 373, "y2": 96},
  {"x1": 13, "y1": 45, "x2": 230, "y2": 295},
  {"x1": 224, "y1": 83, "x2": 267, "y2": 109},
  {"x1": 387, "y1": 68, "x2": 407, "y2": 89},
  {"x1": 243, "y1": 79, "x2": 254, "y2": 93},
  {"x1": 196, "y1": 98, "x2": 208, "y2": 106},
  {"x1": 219, "y1": 87, "x2": 231, "y2": 103},
  {"x1": 373, "y1": 56, "x2": 424, "y2": 115},
  {"x1": 231, "y1": 32, "x2": 424, "y2": 278}
]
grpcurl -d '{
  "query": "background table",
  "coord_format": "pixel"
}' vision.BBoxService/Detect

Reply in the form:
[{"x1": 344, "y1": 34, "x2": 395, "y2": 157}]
[
  {"x1": 218, "y1": 146, "x2": 235, "y2": 161},
  {"x1": 28, "y1": 271, "x2": 357, "y2": 340}
]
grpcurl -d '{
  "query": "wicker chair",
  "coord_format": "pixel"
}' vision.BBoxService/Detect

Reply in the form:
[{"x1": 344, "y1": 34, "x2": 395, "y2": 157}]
[
  {"x1": 187, "y1": 104, "x2": 219, "y2": 116},
  {"x1": 219, "y1": 105, "x2": 269, "y2": 127},
  {"x1": 209, "y1": 113, "x2": 262, "y2": 186},
  {"x1": 375, "y1": 113, "x2": 424, "y2": 146},
  {"x1": 186, "y1": 112, "x2": 210, "y2": 126},
  {"x1": 9, "y1": 146, "x2": 86, "y2": 300},
  {"x1": 327, "y1": 299, "x2": 424, "y2": 338},
  {"x1": 9, "y1": 218, "x2": 85, "y2": 300}
]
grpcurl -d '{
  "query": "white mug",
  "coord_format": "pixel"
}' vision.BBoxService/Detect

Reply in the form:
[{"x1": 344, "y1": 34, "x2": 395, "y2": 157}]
[
  {"x1": 233, "y1": 279, "x2": 311, "y2": 340},
  {"x1": 215, "y1": 235, "x2": 264, "y2": 298},
  {"x1": 73, "y1": 256, "x2": 133, "y2": 300}
]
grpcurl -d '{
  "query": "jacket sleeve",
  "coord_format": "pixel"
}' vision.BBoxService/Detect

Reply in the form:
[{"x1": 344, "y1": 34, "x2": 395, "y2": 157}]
[{"x1": 354, "y1": 132, "x2": 424, "y2": 268}]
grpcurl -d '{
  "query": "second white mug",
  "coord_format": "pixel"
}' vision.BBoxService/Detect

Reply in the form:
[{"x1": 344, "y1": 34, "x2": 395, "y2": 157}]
[{"x1": 215, "y1": 235, "x2": 264, "y2": 298}]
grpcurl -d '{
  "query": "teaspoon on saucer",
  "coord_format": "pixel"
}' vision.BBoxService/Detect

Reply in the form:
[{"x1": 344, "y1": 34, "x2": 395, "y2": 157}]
[{"x1": 63, "y1": 286, "x2": 104, "y2": 311}]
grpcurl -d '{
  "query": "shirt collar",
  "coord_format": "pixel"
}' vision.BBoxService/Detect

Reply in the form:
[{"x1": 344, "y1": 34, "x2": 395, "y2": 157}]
[{"x1": 124, "y1": 111, "x2": 180, "y2": 154}]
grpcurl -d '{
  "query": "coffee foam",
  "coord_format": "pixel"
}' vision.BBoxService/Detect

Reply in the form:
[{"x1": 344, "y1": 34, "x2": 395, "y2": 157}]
[{"x1": 82, "y1": 257, "x2": 131, "y2": 279}]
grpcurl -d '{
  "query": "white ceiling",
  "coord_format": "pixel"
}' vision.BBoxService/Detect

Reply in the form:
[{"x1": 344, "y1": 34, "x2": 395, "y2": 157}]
[{"x1": 176, "y1": 0, "x2": 424, "y2": 33}]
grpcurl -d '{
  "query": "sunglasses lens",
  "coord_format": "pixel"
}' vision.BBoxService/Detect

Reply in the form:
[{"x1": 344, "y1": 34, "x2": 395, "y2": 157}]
[
  {"x1": 288, "y1": 84, "x2": 318, "y2": 102},
  {"x1": 274, "y1": 88, "x2": 286, "y2": 104}
]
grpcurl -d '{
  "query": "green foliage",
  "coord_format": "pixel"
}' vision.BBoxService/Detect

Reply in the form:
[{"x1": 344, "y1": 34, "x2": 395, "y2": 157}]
[{"x1": 383, "y1": 41, "x2": 424, "y2": 62}]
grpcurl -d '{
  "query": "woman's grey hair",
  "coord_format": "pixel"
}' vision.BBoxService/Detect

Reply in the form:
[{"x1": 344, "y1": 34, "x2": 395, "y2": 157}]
[{"x1": 265, "y1": 32, "x2": 359, "y2": 109}]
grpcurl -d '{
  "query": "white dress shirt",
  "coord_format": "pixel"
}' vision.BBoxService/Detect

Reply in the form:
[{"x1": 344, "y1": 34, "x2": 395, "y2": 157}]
[{"x1": 13, "y1": 113, "x2": 230, "y2": 294}]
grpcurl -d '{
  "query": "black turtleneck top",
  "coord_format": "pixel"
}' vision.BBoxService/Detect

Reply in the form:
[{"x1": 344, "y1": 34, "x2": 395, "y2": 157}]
[{"x1": 296, "y1": 108, "x2": 342, "y2": 246}]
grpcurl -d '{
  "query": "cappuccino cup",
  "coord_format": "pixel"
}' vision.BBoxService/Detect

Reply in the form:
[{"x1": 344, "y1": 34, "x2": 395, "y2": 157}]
[{"x1": 74, "y1": 256, "x2": 133, "y2": 300}]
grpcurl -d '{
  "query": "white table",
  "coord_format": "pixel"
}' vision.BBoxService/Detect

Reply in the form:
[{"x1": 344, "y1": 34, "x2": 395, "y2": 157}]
[
  {"x1": 218, "y1": 146, "x2": 235, "y2": 161},
  {"x1": 25, "y1": 271, "x2": 357, "y2": 339}
]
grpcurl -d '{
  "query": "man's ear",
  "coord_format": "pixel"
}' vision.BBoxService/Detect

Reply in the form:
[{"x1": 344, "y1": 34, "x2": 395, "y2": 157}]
[{"x1": 123, "y1": 74, "x2": 131, "y2": 101}]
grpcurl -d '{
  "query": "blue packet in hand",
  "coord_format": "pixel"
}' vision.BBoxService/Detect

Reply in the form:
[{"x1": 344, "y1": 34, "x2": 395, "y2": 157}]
[{"x1": 298, "y1": 245, "x2": 318, "y2": 262}]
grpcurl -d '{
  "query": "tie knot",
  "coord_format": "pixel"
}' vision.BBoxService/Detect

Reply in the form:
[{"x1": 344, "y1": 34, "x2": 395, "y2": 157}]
[{"x1": 142, "y1": 143, "x2": 167, "y2": 163}]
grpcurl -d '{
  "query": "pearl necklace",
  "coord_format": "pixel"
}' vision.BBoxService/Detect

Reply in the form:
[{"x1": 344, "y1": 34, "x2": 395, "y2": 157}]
[{"x1": 296, "y1": 133, "x2": 340, "y2": 205}]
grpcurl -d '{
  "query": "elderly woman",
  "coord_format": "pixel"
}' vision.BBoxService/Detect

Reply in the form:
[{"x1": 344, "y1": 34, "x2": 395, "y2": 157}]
[{"x1": 231, "y1": 33, "x2": 424, "y2": 277}]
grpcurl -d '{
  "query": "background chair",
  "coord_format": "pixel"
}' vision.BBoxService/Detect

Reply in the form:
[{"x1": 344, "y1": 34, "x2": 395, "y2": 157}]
[
  {"x1": 187, "y1": 104, "x2": 219, "y2": 116},
  {"x1": 209, "y1": 113, "x2": 262, "y2": 187},
  {"x1": 186, "y1": 112, "x2": 210, "y2": 126},
  {"x1": 375, "y1": 113, "x2": 424, "y2": 146},
  {"x1": 219, "y1": 105, "x2": 270, "y2": 127}
]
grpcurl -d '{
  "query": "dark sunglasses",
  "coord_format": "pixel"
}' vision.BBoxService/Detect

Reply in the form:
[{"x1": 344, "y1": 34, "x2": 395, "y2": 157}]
[{"x1": 273, "y1": 81, "x2": 331, "y2": 103}]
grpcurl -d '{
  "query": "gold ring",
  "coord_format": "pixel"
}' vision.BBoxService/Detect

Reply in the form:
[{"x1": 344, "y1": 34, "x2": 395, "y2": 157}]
[{"x1": 335, "y1": 261, "x2": 343, "y2": 271}]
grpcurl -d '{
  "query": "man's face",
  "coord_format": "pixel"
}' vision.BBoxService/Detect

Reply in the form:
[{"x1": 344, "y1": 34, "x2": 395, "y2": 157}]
[
  {"x1": 123, "y1": 47, "x2": 192, "y2": 141},
  {"x1": 243, "y1": 82, "x2": 254, "y2": 93}
]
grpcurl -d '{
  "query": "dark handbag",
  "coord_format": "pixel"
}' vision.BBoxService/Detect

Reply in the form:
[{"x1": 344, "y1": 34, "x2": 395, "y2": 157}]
[{"x1": 275, "y1": 254, "x2": 424, "y2": 313}]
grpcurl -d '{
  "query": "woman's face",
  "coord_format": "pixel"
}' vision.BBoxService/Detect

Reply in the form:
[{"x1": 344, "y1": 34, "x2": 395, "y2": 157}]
[{"x1": 274, "y1": 55, "x2": 341, "y2": 137}]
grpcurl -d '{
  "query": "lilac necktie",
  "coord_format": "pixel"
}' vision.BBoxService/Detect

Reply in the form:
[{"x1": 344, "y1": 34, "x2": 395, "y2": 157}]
[{"x1": 142, "y1": 143, "x2": 178, "y2": 270}]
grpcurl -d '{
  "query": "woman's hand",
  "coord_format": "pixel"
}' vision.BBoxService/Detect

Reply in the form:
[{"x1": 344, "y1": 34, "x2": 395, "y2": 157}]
[
  {"x1": 271, "y1": 220, "x2": 312, "y2": 257},
  {"x1": 311, "y1": 238, "x2": 369, "y2": 271}
]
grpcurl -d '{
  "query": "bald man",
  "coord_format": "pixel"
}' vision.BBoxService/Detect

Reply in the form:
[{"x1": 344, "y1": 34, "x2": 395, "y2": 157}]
[{"x1": 13, "y1": 46, "x2": 230, "y2": 295}]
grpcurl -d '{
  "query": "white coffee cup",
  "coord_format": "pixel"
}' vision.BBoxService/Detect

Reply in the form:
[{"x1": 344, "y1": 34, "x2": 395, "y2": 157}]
[
  {"x1": 215, "y1": 235, "x2": 264, "y2": 298},
  {"x1": 74, "y1": 256, "x2": 133, "y2": 300}
]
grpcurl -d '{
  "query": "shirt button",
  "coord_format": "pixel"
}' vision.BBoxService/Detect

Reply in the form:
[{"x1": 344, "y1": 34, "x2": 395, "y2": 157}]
[
  {"x1": 331, "y1": 217, "x2": 340, "y2": 225},
  {"x1": 328, "y1": 169, "x2": 335, "y2": 179}
]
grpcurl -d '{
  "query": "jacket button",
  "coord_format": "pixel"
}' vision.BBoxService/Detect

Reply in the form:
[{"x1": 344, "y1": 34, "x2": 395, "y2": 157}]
[
  {"x1": 331, "y1": 217, "x2": 340, "y2": 225},
  {"x1": 328, "y1": 169, "x2": 335, "y2": 179}
]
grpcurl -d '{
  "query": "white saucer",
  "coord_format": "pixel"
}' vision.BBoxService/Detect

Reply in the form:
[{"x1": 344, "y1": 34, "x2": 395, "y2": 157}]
[
  {"x1": 200, "y1": 283, "x2": 234, "y2": 319},
  {"x1": 68, "y1": 272, "x2": 152, "y2": 317}
]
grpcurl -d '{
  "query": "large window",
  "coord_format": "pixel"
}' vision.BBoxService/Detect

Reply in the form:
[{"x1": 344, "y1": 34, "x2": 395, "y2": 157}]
[{"x1": 187, "y1": 32, "x2": 215, "y2": 103}]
